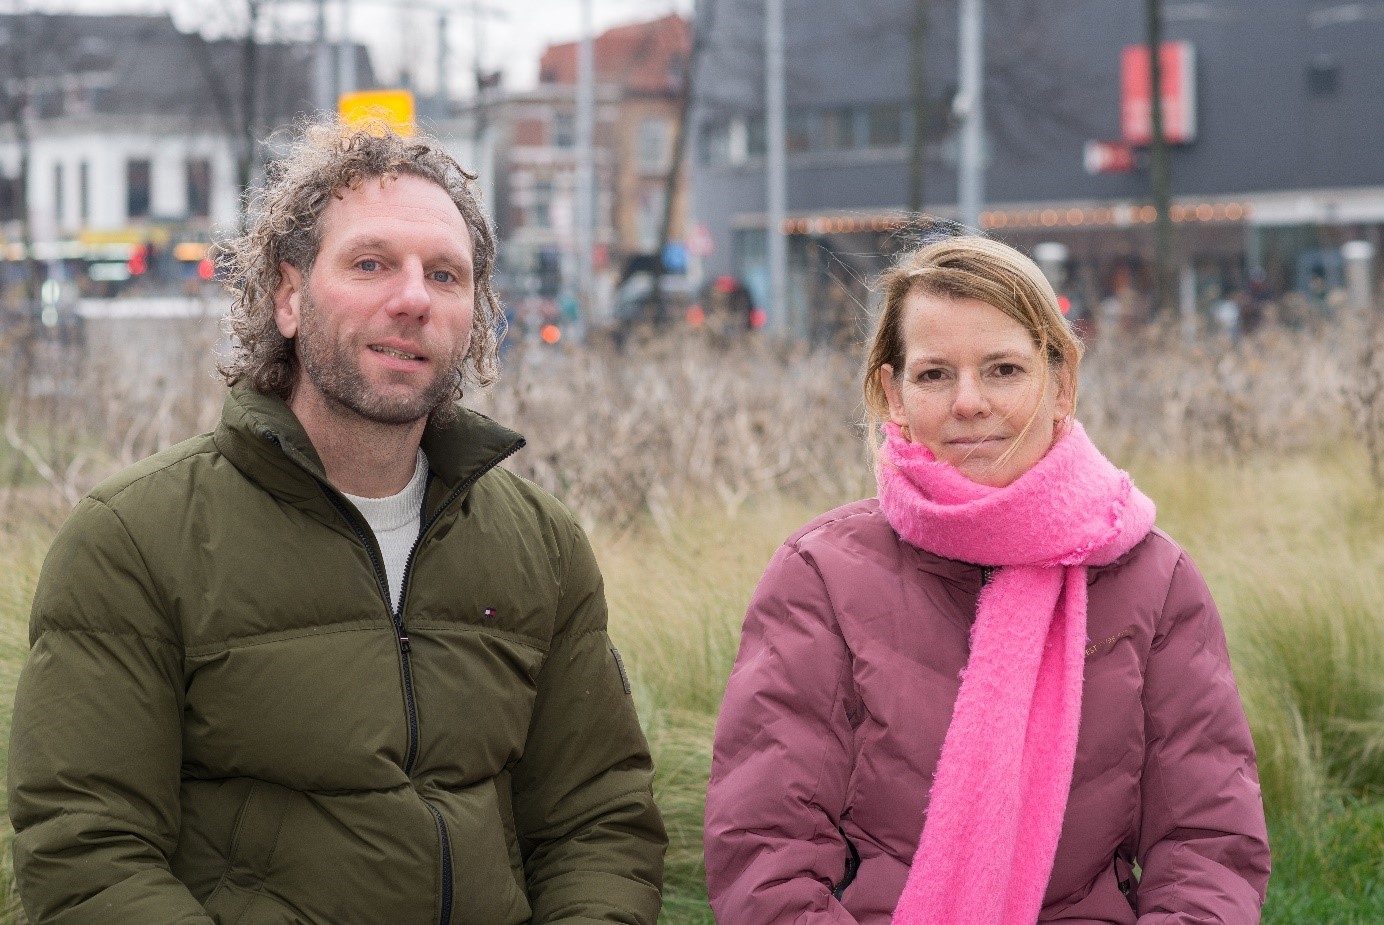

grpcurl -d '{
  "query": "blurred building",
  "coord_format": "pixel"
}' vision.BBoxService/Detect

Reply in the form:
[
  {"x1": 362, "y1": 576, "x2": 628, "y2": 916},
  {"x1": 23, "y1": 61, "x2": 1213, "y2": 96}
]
[
  {"x1": 0, "y1": 12, "x2": 373, "y2": 301},
  {"x1": 457, "y1": 13, "x2": 692, "y2": 327},
  {"x1": 691, "y1": 0, "x2": 1384, "y2": 334}
]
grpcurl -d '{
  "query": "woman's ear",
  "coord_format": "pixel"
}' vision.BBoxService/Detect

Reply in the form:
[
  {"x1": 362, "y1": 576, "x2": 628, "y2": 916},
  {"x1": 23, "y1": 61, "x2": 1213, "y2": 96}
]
[
  {"x1": 1054, "y1": 364, "x2": 1076, "y2": 421},
  {"x1": 880, "y1": 365, "x2": 909, "y2": 428}
]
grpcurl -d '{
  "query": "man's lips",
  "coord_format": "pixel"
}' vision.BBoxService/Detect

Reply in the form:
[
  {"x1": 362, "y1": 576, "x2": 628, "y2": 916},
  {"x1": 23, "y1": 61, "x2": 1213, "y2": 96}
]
[{"x1": 369, "y1": 343, "x2": 426, "y2": 362}]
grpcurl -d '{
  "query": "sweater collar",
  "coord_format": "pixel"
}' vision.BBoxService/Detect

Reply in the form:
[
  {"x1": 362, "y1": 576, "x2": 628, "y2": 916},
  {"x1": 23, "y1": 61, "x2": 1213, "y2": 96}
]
[{"x1": 214, "y1": 384, "x2": 525, "y2": 505}]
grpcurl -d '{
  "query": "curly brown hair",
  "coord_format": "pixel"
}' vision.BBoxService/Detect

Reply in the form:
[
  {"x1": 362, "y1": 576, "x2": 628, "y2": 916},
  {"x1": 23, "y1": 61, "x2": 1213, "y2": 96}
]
[{"x1": 216, "y1": 117, "x2": 504, "y2": 404}]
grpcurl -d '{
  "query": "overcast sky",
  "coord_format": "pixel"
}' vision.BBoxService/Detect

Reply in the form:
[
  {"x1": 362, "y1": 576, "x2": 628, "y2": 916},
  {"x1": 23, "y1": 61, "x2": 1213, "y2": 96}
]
[{"x1": 51, "y1": 0, "x2": 693, "y2": 95}]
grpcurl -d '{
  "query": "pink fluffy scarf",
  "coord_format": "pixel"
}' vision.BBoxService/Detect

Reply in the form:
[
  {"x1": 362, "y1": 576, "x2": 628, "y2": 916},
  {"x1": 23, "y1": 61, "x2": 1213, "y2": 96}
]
[{"x1": 877, "y1": 420, "x2": 1156, "y2": 925}]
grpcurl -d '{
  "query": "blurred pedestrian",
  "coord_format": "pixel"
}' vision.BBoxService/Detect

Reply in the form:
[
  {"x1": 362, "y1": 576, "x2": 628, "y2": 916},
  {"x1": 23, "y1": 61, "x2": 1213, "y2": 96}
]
[
  {"x1": 704, "y1": 233, "x2": 1269, "y2": 924},
  {"x1": 9, "y1": 118, "x2": 665, "y2": 924}
]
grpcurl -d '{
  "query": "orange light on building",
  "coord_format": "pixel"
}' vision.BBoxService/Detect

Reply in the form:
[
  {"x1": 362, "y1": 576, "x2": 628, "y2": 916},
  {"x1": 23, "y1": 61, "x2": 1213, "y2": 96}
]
[
  {"x1": 540, "y1": 324, "x2": 561, "y2": 344},
  {"x1": 1066, "y1": 208, "x2": 1085, "y2": 225},
  {"x1": 1225, "y1": 203, "x2": 1245, "y2": 220},
  {"x1": 1195, "y1": 203, "x2": 1215, "y2": 221},
  {"x1": 1138, "y1": 205, "x2": 1157, "y2": 222},
  {"x1": 173, "y1": 241, "x2": 208, "y2": 261}
]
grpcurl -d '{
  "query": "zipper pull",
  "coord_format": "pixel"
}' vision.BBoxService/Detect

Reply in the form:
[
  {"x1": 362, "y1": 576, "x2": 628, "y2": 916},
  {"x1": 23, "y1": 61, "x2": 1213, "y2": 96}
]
[{"x1": 398, "y1": 632, "x2": 411, "y2": 653}]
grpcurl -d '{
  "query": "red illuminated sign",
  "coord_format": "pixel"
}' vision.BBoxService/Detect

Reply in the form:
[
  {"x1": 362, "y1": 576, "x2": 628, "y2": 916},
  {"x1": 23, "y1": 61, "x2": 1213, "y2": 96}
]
[
  {"x1": 1084, "y1": 140, "x2": 1137, "y2": 175},
  {"x1": 1121, "y1": 42, "x2": 1197, "y2": 145}
]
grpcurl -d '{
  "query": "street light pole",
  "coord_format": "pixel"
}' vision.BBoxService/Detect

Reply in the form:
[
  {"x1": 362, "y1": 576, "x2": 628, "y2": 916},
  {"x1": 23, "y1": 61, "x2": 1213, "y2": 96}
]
[
  {"x1": 575, "y1": 0, "x2": 596, "y2": 328},
  {"x1": 956, "y1": 0, "x2": 984, "y2": 229},
  {"x1": 765, "y1": 0, "x2": 787, "y2": 334},
  {"x1": 1147, "y1": 0, "x2": 1175, "y2": 318}
]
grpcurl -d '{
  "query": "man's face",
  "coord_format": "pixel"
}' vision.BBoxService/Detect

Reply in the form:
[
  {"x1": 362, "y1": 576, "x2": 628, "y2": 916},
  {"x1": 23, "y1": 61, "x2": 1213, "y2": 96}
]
[{"x1": 274, "y1": 174, "x2": 475, "y2": 430}]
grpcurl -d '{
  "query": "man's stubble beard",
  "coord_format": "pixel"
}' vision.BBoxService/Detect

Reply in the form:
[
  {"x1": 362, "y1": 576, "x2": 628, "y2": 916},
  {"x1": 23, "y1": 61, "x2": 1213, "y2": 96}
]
[{"x1": 295, "y1": 287, "x2": 467, "y2": 428}]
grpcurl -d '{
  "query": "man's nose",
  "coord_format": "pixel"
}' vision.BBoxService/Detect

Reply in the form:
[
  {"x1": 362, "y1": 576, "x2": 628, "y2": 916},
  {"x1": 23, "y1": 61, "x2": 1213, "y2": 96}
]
[{"x1": 390, "y1": 261, "x2": 431, "y2": 318}]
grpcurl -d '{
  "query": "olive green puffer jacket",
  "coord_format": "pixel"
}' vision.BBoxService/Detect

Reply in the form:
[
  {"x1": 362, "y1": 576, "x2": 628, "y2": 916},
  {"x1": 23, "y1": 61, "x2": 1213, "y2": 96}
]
[{"x1": 8, "y1": 385, "x2": 666, "y2": 925}]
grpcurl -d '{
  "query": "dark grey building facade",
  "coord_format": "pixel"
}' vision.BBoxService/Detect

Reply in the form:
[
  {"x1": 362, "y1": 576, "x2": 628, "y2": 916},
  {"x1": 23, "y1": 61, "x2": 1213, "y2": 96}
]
[{"x1": 690, "y1": 0, "x2": 1384, "y2": 332}]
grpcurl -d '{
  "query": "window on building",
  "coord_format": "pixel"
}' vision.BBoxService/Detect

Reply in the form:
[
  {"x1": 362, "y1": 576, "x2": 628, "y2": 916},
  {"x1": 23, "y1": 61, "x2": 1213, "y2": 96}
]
[
  {"x1": 637, "y1": 118, "x2": 672, "y2": 173},
  {"x1": 127, "y1": 158, "x2": 152, "y2": 219},
  {"x1": 532, "y1": 180, "x2": 553, "y2": 228},
  {"x1": 552, "y1": 112, "x2": 576, "y2": 149},
  {"x1": 54, "y1": 163, "x2": 65, "y2": 226},
  {"x1": 822, "y1": 108, "x2": 857, "y2": 150},
  {"x1": 746, "y1": 116, "x2": 766, "y2": 158},
  {"x1": 868, "y1": 105, "x2": 904, "y2": 147},
  {"x1": 1307, "y1": 55, "x2": 1340, "y2": 96},
  {"x1": 186, "y1": 158, "x2": 212, "y2": 219},
  {"x1": 79, "y1": 161, "x2": 90, "y2": 223},
  {"x1": 698, "y1": 118, "x2": 731, "y2": 167},
  {"x1": 786, "y1": 109, "x2": 813, "y2": 153},
  {"x1": 637, "y1": 188, "x2": 666, "y2": 251},
  {"x1": 0, "y1": 175, "x2": 21, "y2": 223}
]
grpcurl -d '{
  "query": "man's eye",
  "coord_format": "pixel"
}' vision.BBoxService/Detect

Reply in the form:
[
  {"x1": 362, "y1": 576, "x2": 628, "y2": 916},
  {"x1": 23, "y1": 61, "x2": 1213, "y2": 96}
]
[
  {"x1": 430, "y1": 270, "x2": 457, "y2": 284},
  {"x1": 357, "y1": 259, "x2": 381, "y2": 272}
]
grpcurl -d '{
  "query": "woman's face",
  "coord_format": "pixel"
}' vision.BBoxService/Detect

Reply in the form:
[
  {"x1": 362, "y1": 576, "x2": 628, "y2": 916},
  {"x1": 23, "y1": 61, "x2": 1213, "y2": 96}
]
[{"x1": 880, "y1": 290, "x2": 1073, "y2": 488}]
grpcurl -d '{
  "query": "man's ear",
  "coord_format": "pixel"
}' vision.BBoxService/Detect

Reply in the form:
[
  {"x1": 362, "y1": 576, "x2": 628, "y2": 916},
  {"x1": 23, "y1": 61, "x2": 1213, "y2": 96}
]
[{"x1": 274, "y1": 263, "x2": 305, "y2": 339}]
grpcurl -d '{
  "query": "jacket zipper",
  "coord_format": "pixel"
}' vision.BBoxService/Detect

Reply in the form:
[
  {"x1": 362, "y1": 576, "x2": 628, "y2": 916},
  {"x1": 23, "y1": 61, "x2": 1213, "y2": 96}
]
[
  {"x1": 267, "y1": 429, "x2": 523, "y2": 925},
  {"x1": 391, "y1": 443, "x2": 522, "y2": 925}
]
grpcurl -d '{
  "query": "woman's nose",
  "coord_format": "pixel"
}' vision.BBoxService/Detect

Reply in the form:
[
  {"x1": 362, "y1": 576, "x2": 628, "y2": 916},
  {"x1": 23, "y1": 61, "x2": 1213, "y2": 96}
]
[{"x1": 951, "y1": 372, "x2": 989, "y2": 416}]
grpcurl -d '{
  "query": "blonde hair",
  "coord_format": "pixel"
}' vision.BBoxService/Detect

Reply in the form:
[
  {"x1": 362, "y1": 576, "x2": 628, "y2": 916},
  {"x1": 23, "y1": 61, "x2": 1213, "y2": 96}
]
[
  {"x1": 863, "y1": 234, "x2": 1084, "y2": 444},
  {"x1": 216, "y1": 117, "x2": 504, "y2": 411}
]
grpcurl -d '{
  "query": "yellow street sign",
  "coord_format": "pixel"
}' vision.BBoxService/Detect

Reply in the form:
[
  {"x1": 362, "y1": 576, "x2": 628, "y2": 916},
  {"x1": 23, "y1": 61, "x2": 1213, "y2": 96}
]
[{"x1": 339, "y1": 90, "x2": 416, "y2": 137}]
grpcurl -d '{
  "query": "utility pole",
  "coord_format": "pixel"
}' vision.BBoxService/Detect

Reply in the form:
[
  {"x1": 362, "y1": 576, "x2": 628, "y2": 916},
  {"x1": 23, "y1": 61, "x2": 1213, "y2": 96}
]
[
  {"x1": 907, "y1": 0, "x2": 929, "y2": 215},
  {"x1": 575, "y1": 0, "x2": 596, "y2": 327},
  {"x1": 765, "y1": 0, "x2": 788, "y2": 334},
  {"x1": 1147, "y1": 0, "x2": 1175, "y2": 318},
  {"x1": 956, "y1": 0, "x2": 984, "y2": 229},
  {"x1": 315, "y1": 0, "x2": 332, "y2": 111},
  {"x1": 337, "y1": 0, "x2": 356, "y2": 97},
  {"x1": 436, "y1": 11, "x2": 449, "y2": 101}
]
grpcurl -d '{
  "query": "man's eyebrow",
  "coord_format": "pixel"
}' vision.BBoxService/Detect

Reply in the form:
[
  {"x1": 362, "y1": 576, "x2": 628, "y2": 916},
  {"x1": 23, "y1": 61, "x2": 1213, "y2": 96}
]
[{"x1": 336, "y1": 235, "x2": 473, "y2": 267}]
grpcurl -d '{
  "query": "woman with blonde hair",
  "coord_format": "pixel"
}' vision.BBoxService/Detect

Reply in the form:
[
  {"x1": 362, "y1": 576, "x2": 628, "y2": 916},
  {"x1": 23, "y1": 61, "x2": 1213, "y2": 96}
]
[{"x1": 704, "y1": 231, "x2": 1270, "y2": 924}]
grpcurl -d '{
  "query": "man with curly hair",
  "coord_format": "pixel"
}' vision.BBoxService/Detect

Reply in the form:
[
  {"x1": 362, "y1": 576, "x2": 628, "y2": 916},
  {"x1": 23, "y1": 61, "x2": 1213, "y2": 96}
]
[{"x1": 9, "y1": 119, "x2": 666, "y2": 924}]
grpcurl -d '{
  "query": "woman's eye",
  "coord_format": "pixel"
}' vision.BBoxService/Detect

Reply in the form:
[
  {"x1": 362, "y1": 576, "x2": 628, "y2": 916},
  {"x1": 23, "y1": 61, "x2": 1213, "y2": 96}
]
[
  {"x1": 918, "y1": 368, "x2": 946, "y2": 383},
  {"x1": 993, "y1": 363, "x2": 1020, "y2": 377}
]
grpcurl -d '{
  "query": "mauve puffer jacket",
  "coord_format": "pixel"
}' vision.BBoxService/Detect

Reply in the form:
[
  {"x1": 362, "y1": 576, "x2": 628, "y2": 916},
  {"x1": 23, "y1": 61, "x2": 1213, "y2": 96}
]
[{"x1": 705, "y1": 498, "x2": 1270, "y2": 925}]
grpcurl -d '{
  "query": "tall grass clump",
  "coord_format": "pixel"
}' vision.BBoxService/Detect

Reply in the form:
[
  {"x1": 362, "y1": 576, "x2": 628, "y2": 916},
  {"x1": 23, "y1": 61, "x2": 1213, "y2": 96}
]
[
  {"x1": 3, "y1": 322, "x2": 1384, "y2": 922},
  {"x1": 597, "y1": 500, "x2": 824, "y2": 925},
  {"x1": 1129, "y1": 447, "x2": 1384, "y2": 820}
]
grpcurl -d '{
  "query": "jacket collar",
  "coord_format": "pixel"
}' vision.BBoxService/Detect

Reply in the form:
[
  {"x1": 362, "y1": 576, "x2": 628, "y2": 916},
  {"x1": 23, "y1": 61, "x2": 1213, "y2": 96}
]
[{"x1": 214, "y1": 383, "x2": 525, "y2": 508}]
